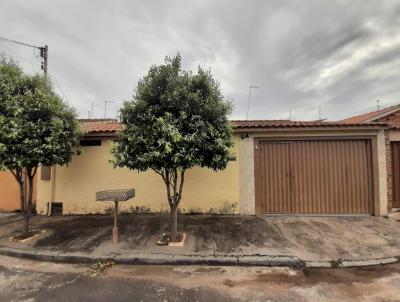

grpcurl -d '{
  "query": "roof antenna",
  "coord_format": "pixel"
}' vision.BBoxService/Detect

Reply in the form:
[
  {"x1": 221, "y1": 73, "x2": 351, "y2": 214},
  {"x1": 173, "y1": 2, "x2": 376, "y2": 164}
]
[
  {"x1": 376, "y1": 100, "x2": 381, "y2": 122},
  {"x1": 246, "y1": 85, "x2": 259, "y2": 120},
  {"x1": 104, "y1": 100, "x2": 115, "y2": 118}
]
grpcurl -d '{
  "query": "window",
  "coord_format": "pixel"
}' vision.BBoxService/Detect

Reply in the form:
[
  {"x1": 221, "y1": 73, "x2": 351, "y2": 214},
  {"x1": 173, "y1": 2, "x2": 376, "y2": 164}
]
[
  {"x1": 80, "y1": 140, "x2": 101, "y2": 146},
  {"x1": 41, "y1": 166, "x2": 51, "y2": 181}
]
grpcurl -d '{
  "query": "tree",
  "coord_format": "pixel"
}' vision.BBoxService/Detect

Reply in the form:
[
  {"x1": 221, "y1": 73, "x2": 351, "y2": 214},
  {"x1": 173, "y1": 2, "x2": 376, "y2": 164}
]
[
  {"x1": 112, "y1": 54, "x2": 233, "y2": 240},
  {"x1": 0, "y1": 58, "x2": 81, "y2": 235}
]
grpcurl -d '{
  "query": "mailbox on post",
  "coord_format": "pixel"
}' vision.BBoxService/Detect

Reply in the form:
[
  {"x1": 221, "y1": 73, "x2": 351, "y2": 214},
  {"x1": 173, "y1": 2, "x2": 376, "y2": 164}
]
[{"x1": 96, "y1": 189, "x2": 135, "y2": 244}]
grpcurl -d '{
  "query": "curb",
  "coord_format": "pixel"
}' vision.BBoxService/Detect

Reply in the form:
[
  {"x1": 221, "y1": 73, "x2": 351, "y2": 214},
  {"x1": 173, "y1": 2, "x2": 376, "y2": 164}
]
[
  {"x1": 0, "y1": 247, "x2": 304, "y2": 267},
  {"x1": 0, "y1": 246, "x2": 398, "y2": 268}
]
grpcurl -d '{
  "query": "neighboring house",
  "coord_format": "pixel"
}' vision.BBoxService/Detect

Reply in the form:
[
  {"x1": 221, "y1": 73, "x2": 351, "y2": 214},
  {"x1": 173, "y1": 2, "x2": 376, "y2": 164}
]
[
  {"x1": 36, "y1": 118, "x2": 390, "y2": 216},
  {"x1": 0, "y1": 171, "x2": 37, "y2": 212},
  {"x1": 342, "y1": 104, "x2": 400, "y2": 210}
]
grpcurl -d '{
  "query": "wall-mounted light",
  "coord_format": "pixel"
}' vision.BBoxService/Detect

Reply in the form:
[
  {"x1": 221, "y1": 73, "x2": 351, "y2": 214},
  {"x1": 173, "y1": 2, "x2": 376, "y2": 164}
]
[{"x1": 241, "y1": 133, "x2": 249, "y2": 139}]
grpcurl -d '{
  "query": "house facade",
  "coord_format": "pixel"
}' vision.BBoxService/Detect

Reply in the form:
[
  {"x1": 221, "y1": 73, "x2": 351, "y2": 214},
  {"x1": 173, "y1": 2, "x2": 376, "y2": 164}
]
[{"x1": 36, "y1": 118, "x2": 391, "y2": 216}]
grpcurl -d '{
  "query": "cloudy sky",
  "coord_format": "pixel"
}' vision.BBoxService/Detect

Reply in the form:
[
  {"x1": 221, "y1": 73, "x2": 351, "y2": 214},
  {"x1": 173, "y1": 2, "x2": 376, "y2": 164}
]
[{"x1": 1, "y1": 0, "x2": 400, "y2": 121}]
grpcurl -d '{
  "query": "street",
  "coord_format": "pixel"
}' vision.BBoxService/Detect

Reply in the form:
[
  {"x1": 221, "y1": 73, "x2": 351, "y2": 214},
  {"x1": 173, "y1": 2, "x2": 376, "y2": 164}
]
[{"x1": 0, "y1": 255, "x2": 400, "y2": 301}]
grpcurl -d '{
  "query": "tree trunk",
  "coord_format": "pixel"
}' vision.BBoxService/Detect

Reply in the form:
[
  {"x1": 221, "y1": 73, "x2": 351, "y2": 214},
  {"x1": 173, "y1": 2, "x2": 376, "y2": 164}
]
[
  {"x1": 23, "y1": 211, "x2": 29, "y2": 235},
  {"x1": 24, "y1": 173, "x2": 34, "y2": 235},
  {"x1": 170, "y1": 205, "x2": 178, "y2": 237},
  {"x1": 18, "y1": 180, "x2": 25, "y2": 213},
  {"x1": 158, "y1": 169, "x2": 185, "y2": 242},
  {"x1": 10, "y1": 169, "x2": 26, "y2": 234}
]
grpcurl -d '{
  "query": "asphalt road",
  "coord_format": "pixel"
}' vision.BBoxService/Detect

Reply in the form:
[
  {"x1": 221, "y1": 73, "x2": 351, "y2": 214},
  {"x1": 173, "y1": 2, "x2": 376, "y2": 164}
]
[{"x1": 1, "y1": 255, "x2": 400, "y2": 302}]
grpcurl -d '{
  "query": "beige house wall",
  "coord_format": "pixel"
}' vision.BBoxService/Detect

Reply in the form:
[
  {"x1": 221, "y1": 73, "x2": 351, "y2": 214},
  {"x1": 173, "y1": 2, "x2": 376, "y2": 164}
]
[
  {"x1": 0, "y1": 171, "x2": 37, "y2": 212},
  {"x1": 239, "y1": 135, "x2": 255, "y2": 215},
  {"x1": 36, "y1": 135, "x2": 240, "y2": 215},
  {"x1": 376, "y1": 130, "x2": 388, "y2": 215},
  {"x1": 37, "y1": 128, "x2": 389, "y2": 216},
  {"x1": 238, "y1": 129, "x2": 388, "y2": 216},
  {"x1": 389, "y1": 130, "x2": 400, "y2": 141},
  {"x1": 0, "y1": 171, "x2": 20, "y2": 211}
]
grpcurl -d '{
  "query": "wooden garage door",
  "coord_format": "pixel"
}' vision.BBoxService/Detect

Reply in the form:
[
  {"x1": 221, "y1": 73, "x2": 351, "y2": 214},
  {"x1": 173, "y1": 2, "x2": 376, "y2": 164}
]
[
  {"x1": 256, "y1": 139, "x2": 372, "y2": 214},
  {"x1": 392, "y1": 142, "x2": 400, "y2": 208}
]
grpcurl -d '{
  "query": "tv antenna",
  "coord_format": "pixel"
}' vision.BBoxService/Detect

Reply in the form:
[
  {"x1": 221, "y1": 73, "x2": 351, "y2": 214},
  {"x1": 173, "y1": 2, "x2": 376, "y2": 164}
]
[
  {"x1": 376, "y1": 100, "x2": 382, "y2": 121},
  {"x1": 246, "y1": 85, "x2": 259, "y2": 120},
  {"x1": 104, "y1": 100, "x2": 115, "y2": 118}
]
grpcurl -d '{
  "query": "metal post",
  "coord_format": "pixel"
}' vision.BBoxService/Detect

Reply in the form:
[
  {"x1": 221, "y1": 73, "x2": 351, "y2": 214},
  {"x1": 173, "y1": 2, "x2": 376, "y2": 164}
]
[
  {"x1": 113, "y1": 200, "x2": 119, "y2": 244},
  {"x1": 246, "y1": 85, "x2": 259, "y2": 120}
]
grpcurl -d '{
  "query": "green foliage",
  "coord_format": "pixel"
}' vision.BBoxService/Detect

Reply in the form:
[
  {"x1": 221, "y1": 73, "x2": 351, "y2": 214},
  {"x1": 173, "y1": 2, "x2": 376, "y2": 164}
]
[
  {"x1": 209, "y1": 202, "x2": 238, "y2": 215},
  {"x1": 0, "y1": 57, "x2": 82, "y2": 172},
  {"x1": 129, "y1": 205, "x2": 151, "y2": 214},
  {"x1": 87, "y1": 260, "x2": 115, "y2": 277},
  {"x1": 112, "y1": 54, "x2": 233, "y2": 173}
]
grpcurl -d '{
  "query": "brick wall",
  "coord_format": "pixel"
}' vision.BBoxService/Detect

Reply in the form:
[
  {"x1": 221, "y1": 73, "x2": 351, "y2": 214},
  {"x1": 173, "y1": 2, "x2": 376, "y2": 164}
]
[{"x1": 385, "y1": 130, "x2": 393, "y2": 212}]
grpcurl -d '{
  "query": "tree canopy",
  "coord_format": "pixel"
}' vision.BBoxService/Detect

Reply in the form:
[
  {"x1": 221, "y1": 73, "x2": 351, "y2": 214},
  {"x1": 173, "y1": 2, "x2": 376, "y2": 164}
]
[
  {"x1": 113, "y1": 54, "x2": 233, "y2": 173},
  {"x1": 0, "y1": 58, "x2": 81, "y2": 173}
]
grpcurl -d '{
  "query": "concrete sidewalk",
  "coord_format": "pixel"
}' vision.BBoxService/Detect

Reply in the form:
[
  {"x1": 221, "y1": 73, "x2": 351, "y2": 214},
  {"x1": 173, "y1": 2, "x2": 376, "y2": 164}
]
[{"x1": 0, "y1": 214, "x2": 399, "y2": 268}]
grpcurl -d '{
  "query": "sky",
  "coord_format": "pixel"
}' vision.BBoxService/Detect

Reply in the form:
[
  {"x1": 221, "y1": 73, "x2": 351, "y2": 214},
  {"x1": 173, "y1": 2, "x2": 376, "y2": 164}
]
[{"x1": 1, "y1": 0, "x2": 400, "y2": 121}]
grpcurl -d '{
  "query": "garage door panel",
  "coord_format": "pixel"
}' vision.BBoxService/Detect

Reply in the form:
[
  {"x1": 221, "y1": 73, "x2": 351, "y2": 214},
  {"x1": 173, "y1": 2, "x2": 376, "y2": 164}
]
[
  {"x1": 257, "y1": 139, "x2": 372, "y2": 214},
  {"x1": 291, "y1": 140, "x2": 370, "y2": 214},
  {"x1": 260, "y1": 142, "x2": 291, "y2": 213}
]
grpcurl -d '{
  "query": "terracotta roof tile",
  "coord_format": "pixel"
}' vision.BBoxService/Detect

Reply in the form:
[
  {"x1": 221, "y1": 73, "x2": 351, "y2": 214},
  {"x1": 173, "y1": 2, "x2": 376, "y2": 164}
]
[
  {"x1": 340, "y1": 104, "x2": 400, "y2": 123},
  {"x1": 79, "y1": 118, "x2": 386, "y2": 135},
  {"x1": 79, "y1": 119, "x2": 122, "y2": 133},
  {"x1": 230, "y1": 120, "x2": 386, "y2": 129}
]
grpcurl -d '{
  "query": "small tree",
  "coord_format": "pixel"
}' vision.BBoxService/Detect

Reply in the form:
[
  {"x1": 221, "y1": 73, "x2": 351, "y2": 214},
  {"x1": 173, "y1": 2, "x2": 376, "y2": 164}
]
[
  {"x1": 112, "y1": 54, "x2": 233, "y2": 239},
  {"x1": 0, "y1": 58, "x2": 81, "y2": 235}
]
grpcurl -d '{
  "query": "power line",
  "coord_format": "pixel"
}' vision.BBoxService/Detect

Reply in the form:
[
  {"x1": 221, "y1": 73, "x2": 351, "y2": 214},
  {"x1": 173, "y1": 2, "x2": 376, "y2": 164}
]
[{"x1": 0, "y1": 36, "x2": 40, "y2": 49}]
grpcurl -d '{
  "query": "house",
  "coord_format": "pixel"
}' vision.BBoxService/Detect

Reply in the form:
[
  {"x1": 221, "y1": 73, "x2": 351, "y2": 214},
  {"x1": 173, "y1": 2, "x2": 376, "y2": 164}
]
[
  {"x1": 36, "y1": 118, "x2": 390, "y2": 216},
  {"x1": 341, "y1": 103, "x2": 400, "y2": 210}
]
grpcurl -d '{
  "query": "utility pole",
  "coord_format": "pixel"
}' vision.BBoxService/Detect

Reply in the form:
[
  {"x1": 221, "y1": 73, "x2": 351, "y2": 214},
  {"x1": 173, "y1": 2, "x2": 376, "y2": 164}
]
[
  {"x1": 318, "y1": 106, "x2": 322, "y2": 120},
  {"x1": 39, "y1": 45, "x2": 48, "y2": 75},
  {"x1": 104, "y1": 100, "x2": 114, "y2": 118},
  {"x1": 91, "y1": 102, "x2": 94, "y2": 118},
  {"x1": 246, "y1": 85, "x2": 259, "y2": 120}
]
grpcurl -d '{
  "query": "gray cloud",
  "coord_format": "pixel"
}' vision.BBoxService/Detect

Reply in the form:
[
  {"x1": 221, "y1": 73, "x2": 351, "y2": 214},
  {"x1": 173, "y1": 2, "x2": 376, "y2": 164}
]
[{"x1": 1, "y1": 0, "x2": 400, "y2": 120}]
